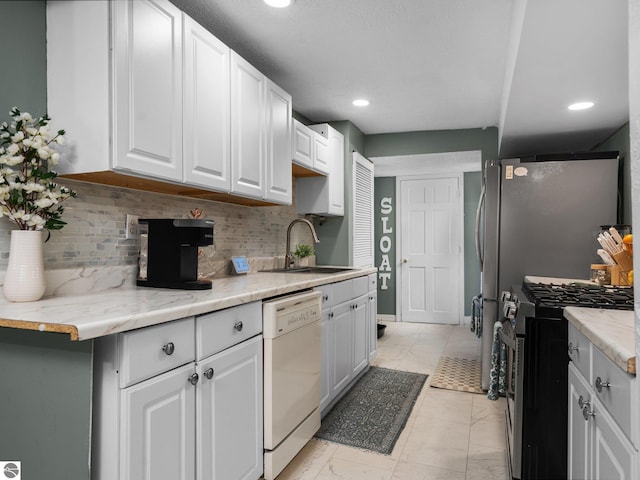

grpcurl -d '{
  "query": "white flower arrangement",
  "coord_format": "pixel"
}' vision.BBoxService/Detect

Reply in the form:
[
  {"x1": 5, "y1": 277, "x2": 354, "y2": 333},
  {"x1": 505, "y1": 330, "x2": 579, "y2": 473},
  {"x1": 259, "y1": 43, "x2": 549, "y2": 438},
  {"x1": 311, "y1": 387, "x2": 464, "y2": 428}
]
[{"x1": 0, "y1": 107, "x2": 76, "y2": 235}]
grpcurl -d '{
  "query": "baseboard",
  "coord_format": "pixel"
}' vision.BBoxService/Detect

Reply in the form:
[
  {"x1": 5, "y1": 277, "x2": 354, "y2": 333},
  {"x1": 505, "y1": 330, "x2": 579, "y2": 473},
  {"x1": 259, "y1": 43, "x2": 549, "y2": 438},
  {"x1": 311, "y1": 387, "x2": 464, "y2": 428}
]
[{"x1": 377, "y1": 314, "x2": 396, "y2": 323}]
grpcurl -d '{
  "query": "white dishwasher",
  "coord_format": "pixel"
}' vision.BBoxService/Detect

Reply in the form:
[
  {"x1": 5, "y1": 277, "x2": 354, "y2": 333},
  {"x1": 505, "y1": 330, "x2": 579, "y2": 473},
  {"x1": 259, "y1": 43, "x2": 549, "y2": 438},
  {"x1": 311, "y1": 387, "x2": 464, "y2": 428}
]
[{"x1": 263, "y1": 290, "x2": 322, "y2": 480}]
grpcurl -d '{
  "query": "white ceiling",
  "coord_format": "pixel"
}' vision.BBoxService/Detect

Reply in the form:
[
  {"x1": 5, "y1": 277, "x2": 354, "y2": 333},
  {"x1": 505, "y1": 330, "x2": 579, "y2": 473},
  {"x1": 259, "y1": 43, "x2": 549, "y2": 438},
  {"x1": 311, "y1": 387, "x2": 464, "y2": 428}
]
[{"x1": 172, "y1": 0, "x2": 629, "y2": 158}]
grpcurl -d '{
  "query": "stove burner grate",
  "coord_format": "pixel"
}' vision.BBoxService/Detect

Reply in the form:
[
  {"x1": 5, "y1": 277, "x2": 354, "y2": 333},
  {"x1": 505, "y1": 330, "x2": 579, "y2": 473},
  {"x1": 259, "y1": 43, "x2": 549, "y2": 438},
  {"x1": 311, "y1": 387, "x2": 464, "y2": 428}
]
[{"x1": 523, "y1": 282, "x2": 634, "y2": 312}]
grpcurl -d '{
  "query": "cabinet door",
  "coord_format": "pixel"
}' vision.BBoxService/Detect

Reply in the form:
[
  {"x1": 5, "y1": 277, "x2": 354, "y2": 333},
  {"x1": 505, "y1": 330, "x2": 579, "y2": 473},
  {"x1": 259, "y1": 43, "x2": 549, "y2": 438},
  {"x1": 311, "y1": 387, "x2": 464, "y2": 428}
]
[
  {"x1": 292, "y1": 119, "x2": 314, "y2": 169},
  {"x1": 328, "y1": 127, "x2": 345, "y2": 215},
  {"x1": 331, "y1": 302, "x2": 353, "y2": 395},
  {"x1": 568, "y1": 362, "x2": 590, "y2": 480},
  {"x1": 183, "y1": 15, "x2": 230, "y2": 191},
  {"x1": 313, "y1": 133, "x2": 330, "y2": 175},
  {"x1": 265, "y1": 79, "x2": 292, "y2": 204},
  {"x1": 112, "y1": 0, "x2": 183, "y2": 181},
  {"x1": 230, "y1": 52, "x2": 265, "y2": 199},
  {"x1": 591, "y1": 396, "x2": 636, "y2": 480},
  {"x1": 352, "y1": 296, "x2": 368, "y2": 377},
  {"x1": 120, "y1": 363, "x2": 196, "y2": 480},
  {"x1": 368, "y1": 292, "x2": 378, "y2": 362},
  {"x1": 197, "y1": 336, "x2": 263, "y2": 480},
  {"x1": 320, "y1": 309, "x2": 333, "y2": 413},
  {"x1": 352, "y1": 152, "x2": 374, "y2": 267}
]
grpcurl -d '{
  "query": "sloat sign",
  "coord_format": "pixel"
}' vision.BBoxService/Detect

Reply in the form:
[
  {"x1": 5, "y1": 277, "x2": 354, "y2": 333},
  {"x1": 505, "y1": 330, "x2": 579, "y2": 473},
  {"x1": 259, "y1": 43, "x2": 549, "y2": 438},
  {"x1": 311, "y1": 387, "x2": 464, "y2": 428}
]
[{"x1": 378, "y1": 197, "x2": 392, "y2": 290}]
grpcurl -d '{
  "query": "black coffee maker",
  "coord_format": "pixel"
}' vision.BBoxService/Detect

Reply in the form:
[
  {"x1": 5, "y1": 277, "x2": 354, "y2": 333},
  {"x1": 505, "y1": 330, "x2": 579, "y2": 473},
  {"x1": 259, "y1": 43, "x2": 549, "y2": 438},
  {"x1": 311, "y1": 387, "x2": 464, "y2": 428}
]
[{"x1": 137, "y1": 218, "x2": 214, "y2": 290}]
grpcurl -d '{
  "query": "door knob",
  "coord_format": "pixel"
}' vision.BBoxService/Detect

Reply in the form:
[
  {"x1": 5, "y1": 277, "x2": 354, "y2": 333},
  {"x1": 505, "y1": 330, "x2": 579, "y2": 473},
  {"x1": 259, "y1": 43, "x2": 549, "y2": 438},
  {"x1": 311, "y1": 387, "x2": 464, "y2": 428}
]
[{"x1": 402, "y1": 258, "x2": 408, "y2": 264}]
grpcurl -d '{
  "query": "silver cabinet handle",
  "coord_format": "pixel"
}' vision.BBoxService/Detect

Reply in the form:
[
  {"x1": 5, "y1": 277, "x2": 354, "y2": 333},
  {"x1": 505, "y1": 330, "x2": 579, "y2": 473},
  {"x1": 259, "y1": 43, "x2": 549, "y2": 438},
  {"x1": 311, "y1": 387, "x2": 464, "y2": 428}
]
[
  {"x1": 582, "y1": 405, "x2": 595, "y2": 421},
  {"x1": 234, "y1": 321, "x2": 243, "y2": 332},
  {"x1": 188, "y1": 373, "x2": 199, "y2": 385},
  {"x1": 578, "y1": 395, "x2": 590, "y2": 409},
  {"x1": 568, "y1": 342, "x2": 579, "y2": 354},
  {"x1": 595, "y1": 377, "x2": 611, "y2": 392},
  {"x1": 204, "y1": 368, "x2": 214, "y2": 380},
  {"x1": 162, "y1": 342, "x2": 175, "y2": 356}
]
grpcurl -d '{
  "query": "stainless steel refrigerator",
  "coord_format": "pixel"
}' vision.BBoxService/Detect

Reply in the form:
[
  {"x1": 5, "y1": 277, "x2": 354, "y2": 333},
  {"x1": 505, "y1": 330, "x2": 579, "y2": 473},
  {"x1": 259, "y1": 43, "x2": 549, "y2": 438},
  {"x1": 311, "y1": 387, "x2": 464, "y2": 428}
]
[{"x1": 477, "y1": 154, "x2": 620, "y2": 389}]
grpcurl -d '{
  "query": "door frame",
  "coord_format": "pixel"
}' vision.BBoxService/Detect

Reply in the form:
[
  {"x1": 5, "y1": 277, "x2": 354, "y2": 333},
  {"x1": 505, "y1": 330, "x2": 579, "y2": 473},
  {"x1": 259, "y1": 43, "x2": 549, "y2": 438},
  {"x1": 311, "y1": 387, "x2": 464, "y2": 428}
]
[{"x1": 395, "y1": 172, "x2": 465, "y2": 324}]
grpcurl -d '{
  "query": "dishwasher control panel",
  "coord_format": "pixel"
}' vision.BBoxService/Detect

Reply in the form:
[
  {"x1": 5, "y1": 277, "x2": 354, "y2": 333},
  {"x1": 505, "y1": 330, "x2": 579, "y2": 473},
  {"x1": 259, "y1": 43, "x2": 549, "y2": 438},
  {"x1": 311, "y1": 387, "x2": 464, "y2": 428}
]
[{"x1": 263, "y1": 290, "x2": 322, "y2": 339}]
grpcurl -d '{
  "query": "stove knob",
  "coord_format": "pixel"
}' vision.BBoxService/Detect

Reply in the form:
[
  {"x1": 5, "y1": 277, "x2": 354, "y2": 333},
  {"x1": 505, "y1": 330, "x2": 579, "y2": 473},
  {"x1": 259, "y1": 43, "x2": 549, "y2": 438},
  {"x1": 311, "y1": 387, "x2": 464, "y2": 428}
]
[
  {"x1": 503, "y1": 301, "x2": 517, "y2": 320},
  {"x1": 500, "y1": 291, "x2": 513, "y2": 302}
]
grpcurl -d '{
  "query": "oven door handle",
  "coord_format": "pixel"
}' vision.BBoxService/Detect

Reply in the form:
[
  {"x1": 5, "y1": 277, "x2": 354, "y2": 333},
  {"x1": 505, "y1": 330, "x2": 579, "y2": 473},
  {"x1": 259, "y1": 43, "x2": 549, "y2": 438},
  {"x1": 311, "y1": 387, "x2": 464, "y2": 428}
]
[{"x1": 498, "y1": 328, "x2": 516, "y2": 351}]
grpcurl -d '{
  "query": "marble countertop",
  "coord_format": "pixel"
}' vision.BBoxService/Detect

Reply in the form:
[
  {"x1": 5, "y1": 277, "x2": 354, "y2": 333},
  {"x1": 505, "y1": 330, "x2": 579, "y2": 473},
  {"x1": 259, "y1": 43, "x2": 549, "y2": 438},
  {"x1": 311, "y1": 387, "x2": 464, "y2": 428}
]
[
  {"x1": 564, "y1": 306, "x2": 636, "y2": 374},
  {"x1": 0, "y1": 267, "x2": 376, "y2": 341}
]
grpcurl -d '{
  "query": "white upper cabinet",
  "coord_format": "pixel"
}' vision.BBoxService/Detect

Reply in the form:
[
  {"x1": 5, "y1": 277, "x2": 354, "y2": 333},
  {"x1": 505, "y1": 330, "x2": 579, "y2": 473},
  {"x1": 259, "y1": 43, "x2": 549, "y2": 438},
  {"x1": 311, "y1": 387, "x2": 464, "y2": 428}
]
[
  {"x1": 230, "y1": 52, "x2": 266, "y2": 200},
  {"x1": 112, "y1": 0, "x2": 183, "y2": 181},
  {"x1": 296, "y1": 124, "x2": 344, "y2": 216},
  {"x1": 47, "y1": 0, "x2": 291, "y2": 205},
  {"x1": 231, "y1": 53, "x2": 292, "y2": 204},
  {"x1": 183, "y1": 15, "x2": 231, "y2": 191},
  {"x1": 292, "y1": 119, "x2": 329, "y2": 175},
  {"x1": 265, "y1": 79, "x2": 293, "y2": 204}
]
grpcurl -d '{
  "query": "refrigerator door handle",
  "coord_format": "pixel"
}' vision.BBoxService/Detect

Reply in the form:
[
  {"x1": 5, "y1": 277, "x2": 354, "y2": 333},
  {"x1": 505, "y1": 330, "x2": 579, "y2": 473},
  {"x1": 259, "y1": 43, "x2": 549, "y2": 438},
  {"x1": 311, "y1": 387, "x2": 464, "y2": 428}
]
[{"x1": 475, "y1": 181, "x2": 486, "y2": 271}]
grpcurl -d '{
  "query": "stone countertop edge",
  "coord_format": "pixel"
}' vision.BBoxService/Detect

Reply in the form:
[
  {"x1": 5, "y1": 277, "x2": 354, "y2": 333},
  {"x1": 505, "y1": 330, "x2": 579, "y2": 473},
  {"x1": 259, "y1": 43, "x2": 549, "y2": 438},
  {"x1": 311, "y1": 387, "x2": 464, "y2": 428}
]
[
  {"x1": 0, "y1": 267, "x2": 377, "y2": 341},
  {"x1": 564, "y1": 306, "x2": 636, "y2": 375}
]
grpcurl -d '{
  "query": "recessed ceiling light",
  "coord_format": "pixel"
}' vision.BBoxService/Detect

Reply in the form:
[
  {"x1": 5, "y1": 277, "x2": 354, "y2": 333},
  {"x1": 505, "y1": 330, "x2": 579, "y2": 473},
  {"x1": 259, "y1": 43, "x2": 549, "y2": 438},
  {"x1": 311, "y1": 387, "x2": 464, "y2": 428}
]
[
  {"x1": 568, "y1": 101, "x2": 594, "y2": 111},
  {"x1": 264, "y1": 0, "x2": 291, "y2": 7},
  {"x1": 353, "y1": 99, "x2": 370, "y2": 107}
]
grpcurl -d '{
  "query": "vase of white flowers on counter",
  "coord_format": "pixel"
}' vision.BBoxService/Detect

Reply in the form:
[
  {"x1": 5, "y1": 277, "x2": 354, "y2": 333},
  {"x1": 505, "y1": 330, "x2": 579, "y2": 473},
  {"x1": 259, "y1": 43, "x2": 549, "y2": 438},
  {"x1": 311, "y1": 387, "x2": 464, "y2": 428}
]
[{"x1": 0, "y1": 107, "x2": 76, "y2": 302}]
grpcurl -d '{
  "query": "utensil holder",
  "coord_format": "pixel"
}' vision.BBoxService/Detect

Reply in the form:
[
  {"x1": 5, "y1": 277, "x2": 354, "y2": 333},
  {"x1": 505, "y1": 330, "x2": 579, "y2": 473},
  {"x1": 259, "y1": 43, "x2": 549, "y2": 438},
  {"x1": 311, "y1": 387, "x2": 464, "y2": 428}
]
[
  {"x1": 608, "y1": 265, "x2": 631, "y2": 286},
  {"x1": 611, "y1": 250, "x2": 633, "y2": 272}
]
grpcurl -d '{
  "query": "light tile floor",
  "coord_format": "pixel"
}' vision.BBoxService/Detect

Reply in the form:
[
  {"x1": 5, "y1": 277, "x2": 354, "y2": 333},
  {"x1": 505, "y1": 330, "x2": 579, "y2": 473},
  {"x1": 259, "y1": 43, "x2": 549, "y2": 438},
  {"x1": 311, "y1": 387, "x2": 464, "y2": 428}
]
[{"x1": 277, "y1": 322, "x2": 508, "y2": 480}]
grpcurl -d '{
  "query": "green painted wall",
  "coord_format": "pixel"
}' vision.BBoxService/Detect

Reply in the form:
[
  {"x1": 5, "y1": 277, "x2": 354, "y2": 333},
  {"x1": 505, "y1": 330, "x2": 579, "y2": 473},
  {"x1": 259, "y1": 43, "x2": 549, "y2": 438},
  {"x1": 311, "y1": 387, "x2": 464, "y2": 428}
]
[
  {"x1": 365, "y1": 128, "x2": 496, "y2": 318},
  {"x1": 365, "y1": 127, "x2": 499, "y2": 162},
  {"x1": 313, "y1": 120, "x2": 366, "y2": 266},
  {"x1": 374, "y1": 177, "x2": 396, "y2": 315},
  {"x1": 0, "y1": 1, "x2": 47, "y2": 121},
  {"x1": 0, "y1": 329, "x2": 93, "y2": 480}
]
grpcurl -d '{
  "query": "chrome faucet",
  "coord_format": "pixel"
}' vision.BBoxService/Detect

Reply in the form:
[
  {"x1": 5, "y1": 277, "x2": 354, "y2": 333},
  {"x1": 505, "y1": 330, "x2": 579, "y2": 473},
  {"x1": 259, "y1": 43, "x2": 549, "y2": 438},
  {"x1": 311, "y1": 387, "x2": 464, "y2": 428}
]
[{"x1": 285, "y1": 218, "x2": 320, "y2": 269}]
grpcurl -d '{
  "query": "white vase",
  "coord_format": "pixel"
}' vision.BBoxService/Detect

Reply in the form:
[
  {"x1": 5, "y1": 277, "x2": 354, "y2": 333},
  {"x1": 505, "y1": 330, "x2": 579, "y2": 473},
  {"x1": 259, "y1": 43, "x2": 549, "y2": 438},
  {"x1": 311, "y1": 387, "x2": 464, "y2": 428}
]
[{"x1": 4, "y1": 230, "x2": 46, "y2": 302}]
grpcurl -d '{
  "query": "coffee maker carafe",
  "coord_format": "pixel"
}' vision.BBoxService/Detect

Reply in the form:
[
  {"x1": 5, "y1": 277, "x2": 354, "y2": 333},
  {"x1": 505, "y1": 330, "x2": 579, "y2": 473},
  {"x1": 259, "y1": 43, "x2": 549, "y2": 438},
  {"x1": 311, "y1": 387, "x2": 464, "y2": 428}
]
[{"x1": 137, "y1": 218, "x2": 214, "y2": 290}]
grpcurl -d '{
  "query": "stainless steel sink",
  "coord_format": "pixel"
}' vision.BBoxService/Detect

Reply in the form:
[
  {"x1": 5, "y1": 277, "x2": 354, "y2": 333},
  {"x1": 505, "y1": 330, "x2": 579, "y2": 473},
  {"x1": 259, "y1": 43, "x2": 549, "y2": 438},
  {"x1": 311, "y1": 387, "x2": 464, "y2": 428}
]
[{"x1": 262, "y1": 266, "x2": 354, "y2": 274}]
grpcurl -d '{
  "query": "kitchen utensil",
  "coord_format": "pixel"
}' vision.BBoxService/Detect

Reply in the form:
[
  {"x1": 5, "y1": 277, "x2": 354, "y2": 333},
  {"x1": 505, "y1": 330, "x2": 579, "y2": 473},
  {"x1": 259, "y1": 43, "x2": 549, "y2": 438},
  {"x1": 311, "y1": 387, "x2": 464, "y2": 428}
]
[
  {"x1": 597, "y1": 249, "x2": 616, "y2": 265},
  {"x1": 609, "y1": 226, "x2": 625, "y2": 246}
]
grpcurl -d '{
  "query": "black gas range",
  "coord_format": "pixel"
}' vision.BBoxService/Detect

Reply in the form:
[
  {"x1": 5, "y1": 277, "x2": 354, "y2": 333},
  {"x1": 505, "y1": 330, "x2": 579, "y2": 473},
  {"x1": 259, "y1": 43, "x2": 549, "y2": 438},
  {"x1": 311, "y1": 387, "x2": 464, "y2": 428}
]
[{"x1": 501, "y1": 280, "x2": 634, "y2": 480}]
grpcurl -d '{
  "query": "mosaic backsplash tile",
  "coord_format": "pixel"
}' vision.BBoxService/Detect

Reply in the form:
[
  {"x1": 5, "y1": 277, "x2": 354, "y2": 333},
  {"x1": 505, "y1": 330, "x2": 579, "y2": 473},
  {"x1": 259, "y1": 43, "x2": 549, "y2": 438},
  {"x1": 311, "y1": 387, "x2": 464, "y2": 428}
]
[{"x1": 0, "y1": 179, "x2": 316, "y2": 278}]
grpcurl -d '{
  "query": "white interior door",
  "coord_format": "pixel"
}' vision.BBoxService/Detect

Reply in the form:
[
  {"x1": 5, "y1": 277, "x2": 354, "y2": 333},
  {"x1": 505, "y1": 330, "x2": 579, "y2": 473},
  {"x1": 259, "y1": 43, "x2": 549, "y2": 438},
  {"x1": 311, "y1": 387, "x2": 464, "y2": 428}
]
[{"x1": 399, "y1": 175, "x2": 462, "y2": 324}]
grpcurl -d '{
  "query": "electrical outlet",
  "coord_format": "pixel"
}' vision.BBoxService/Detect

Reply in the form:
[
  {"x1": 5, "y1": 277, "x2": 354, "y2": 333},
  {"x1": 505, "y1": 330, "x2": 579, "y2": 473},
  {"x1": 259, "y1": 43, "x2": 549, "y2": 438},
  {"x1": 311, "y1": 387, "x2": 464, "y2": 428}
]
[{"x1": 126, "y1": 214, "x2": 139, "y2": 239}]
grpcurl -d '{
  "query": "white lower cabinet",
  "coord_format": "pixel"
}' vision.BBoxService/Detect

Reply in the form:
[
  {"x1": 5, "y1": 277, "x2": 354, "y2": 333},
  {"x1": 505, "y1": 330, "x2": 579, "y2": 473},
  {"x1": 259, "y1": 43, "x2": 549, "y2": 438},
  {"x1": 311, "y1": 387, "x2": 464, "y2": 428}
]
[
  {"x1": 121, "y1": 363, "x2": 196, "y2": 480},
  {"x1": 317, "y1": 275, "x2": 375, "y2": 415},
  {"x1": 94, "y1": 302, "x2": 263, "y2": 480},
  {"x1": 567, "y1": 322, "x2": 637, "y2": 480},
  {"x1": 196, "y1": 336, "x2": 263, "y2": 480}
]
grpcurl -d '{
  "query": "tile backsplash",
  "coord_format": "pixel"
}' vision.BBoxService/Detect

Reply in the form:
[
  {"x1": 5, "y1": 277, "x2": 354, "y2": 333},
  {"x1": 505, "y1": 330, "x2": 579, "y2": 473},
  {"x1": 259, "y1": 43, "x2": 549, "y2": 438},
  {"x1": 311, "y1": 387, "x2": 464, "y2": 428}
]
[{"x1": 0, "y1": 179, "x2": 316, "y2": 278}]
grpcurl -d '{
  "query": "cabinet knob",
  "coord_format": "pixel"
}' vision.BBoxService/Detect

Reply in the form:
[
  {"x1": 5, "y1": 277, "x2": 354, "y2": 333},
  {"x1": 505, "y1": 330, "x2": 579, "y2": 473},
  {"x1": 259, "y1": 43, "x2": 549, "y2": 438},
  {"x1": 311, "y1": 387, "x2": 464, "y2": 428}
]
[
  {"x1": 329, "y1": 312, "x2": 334, "y2": 319},
  {"x1": 234, "y1": 321, "x2": 243, "y2": 332},
  {"x1": 568, "y1": 342, "x2": 579, "y2": 354},
  {"x1": 162, "y1": 342, "x2": 175, "y2": 356},
  {"x1": 578, "y1": 395, "x2": 590, "y2": 409},
  {"x1": 188, "y1": 373, "x2": 199, "y2": 386},
  {"x1": 204, "y1": 368, "x2": 214, "y2": 380},
  {"x1": 323, "y1": 295, "x2": 329, "y2": 302},
  {"x1": 595, "y1": 377, "x2": 611, "y2": 392},
  {"x1": 582, "y1": 405, "x2": 595, "y2": 421}
]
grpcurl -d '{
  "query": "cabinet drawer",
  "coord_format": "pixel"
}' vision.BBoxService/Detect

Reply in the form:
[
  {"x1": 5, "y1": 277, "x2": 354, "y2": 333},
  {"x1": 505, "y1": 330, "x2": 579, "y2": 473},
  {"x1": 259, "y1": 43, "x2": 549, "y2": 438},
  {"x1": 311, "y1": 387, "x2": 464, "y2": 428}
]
[
  {"x1": 315, "y1": 283, "x2": 333, "y2": 308},
  {"x1": 196, "y1": 302, "x2": 262, "y2": 360},
  {"x1": 591, "y1": 346, "x2": 635, "y2": 442},
  {"x1": 331, "y1": 279, "x2": 353, "y2": 306},
  {"x1": 368, "y1": 273, "x2": 376, "y2": 292},
  {"x1": 352, "y1": 275, "x2": 368, "y2": 298},
  {"x1": 119, "y1": 317, "x2": 195, "y2": 388},
  {"x1": 568, "y1": 323, "x2": 590, "y2": 379}
]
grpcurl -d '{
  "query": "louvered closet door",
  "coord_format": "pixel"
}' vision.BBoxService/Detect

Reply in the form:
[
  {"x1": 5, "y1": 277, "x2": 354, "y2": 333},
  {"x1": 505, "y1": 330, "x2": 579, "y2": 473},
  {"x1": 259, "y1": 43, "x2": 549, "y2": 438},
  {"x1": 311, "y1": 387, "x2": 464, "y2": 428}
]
[{"x1": 352, "y1": 153, "x2": 374, "y2": 267}]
